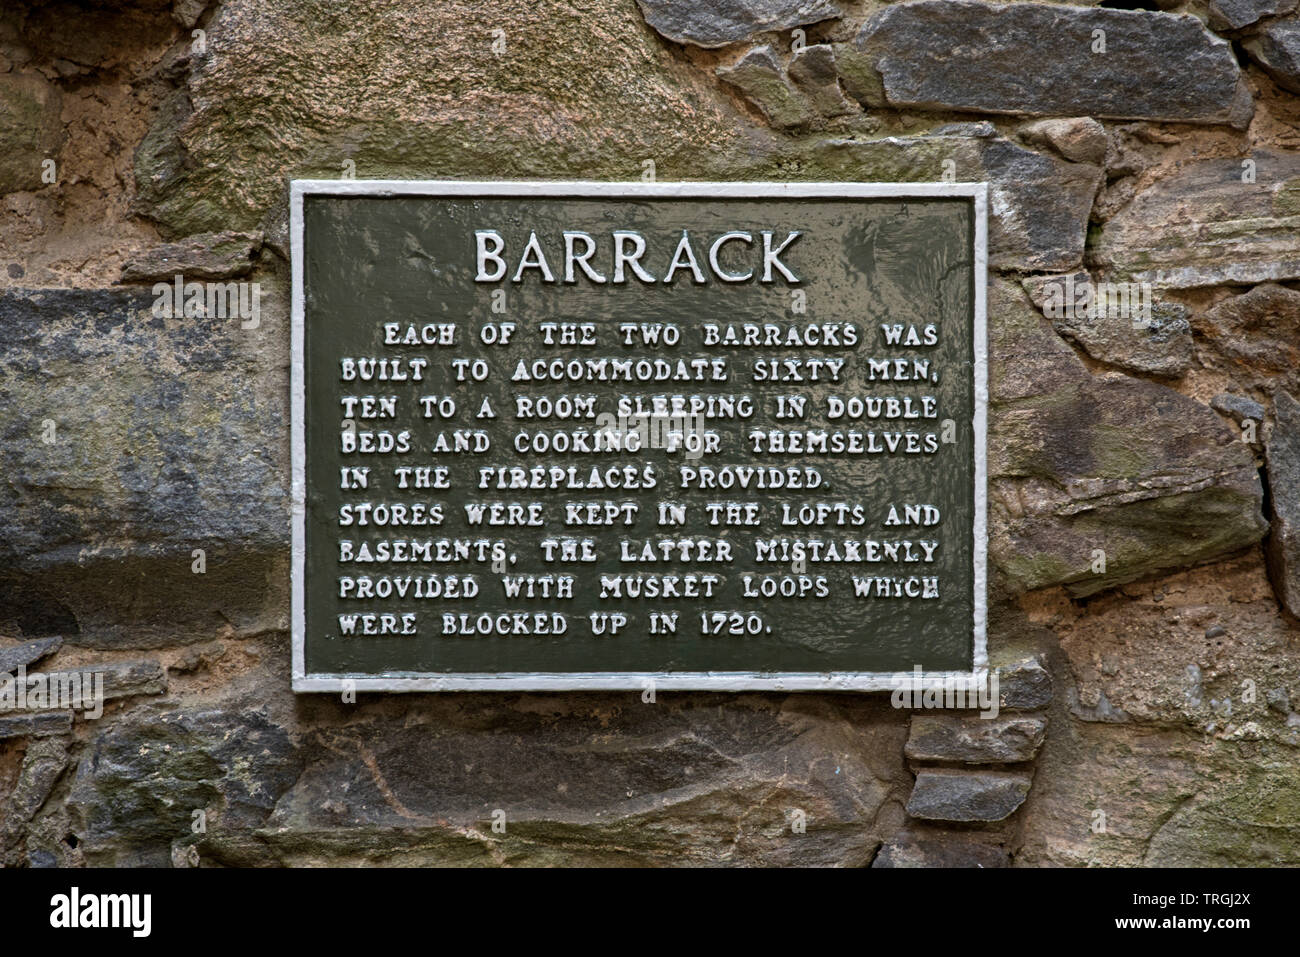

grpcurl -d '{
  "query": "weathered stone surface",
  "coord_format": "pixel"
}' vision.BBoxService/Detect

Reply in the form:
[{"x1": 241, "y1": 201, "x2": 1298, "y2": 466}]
[
  {"x1": 907, "y1": 770, "x2": 1033, "y2": 823},
  {"x1": 805, "y1": 133, "x2": 1100, "y2": 272},
  {"x1": 67, "y1": 709, "x2": 301, "y2": 866},
  {"x1": 1021, "y1": 271, "x2": 1194, "y2": 378},
  {"x1": 0, "y1": 712, "x2": 72, "y2": 739},
  {"x1": 854, "y1": 2, "x2": 1251, "y2": 127},
  {"x1": 1245, "y1": 19, "x2": 1300, "y2": 93},
  {"x1": 0, "y1": 287, "x2": 289, "y2": 647},
  {"x1": 905, "y1": 715, "x2": 1047, "y2": 764},
  {"x1": 788, "y1": 44, "x2": 855, "y2": 118},
  {"x1": 872, "y1": 834, "x2": 1010, "y2": 868},
  {"x1": 1199, "y1": 285, "x2": 1300, "y2": 397},
  {"x1": 193, "y1": 697, "x2": 905, "y2": 867},
  {"x1": 1091, "y1": 152, "x2": 1300, "y2": 289},
  {"x1": 1209, "y1": 0, "x2": 1297, "y2": 32},
  {"x1": 1211, "y1": 393, "x2": 1266, "y2": 427},
  {"x1": 1018, "y1": 117, "x2": 1107, "y2": 166},
  {"x1": 6, "y1": 738, "x2": 69, "y2": 824},
  {"x1": 0, "y1": 636, "x2": 63, "y2": 675},
  {"x1": 1266, "y1": 391, "x2": 1300, "y2": 618},
  {"x1": 119, "y1": 230, "x2": 262, "y2": 282},
  {"x1": 172, "y1": 0, "x2": 209, "y2": 29},
  {"x1": 635, "y1": 0, "x2": 840, "y2": 49},
  {"x1": 717, "y1": 45, "x2": 814, "y2": 130},
  {"x1": 134, "y1": 0, "x2": 771, "y2": 236},
  {"x1": 996, "y1": 655, "x2": 1055, "y2": 712},
  {"x1": 988, "y1": 280, "x2": 1267, "y2": 596},
  {"x1": 41, "y1": 659, "x2": 168, "y2": 704},
  {"x1": 0, "y1": 72, "x2": 63, "y2": 194}
]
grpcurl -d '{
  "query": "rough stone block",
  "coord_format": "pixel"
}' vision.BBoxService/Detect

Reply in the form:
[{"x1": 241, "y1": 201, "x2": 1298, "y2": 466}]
[
  {"x1": 1090, "y1": 152, "x2": 1300, "y2": 289},
  {"x1": 988, "y1": 280, "x2": 1267, "y2": 596},
  {"x1": 1266, "y1": 391, "x2": 1300, "y2": 617},
  {"x1": 905, "y1": 714, "x2": 1047, "y2": 764},
  {"x1": 854, "y1": 2, "x2": 1251, "y2": 127},
  {"x1": 120, "y1": 230, "x2": 263, "y2": 282},
  {"x1": 635, "y1": 0, "x2": 841, "y2": 49},
  {"x1": 717, "y1": 45, "x2": 814, "y2": 129},
  {"x1": 906, "y1": 770, "x2": 1033, "y2": 823},
  {"x1": 1245, "y1": 19, "x2": 1300, "y2": 93}
]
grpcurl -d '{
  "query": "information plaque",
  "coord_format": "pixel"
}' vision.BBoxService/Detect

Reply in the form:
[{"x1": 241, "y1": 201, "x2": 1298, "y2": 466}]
[{"x1": 291, "y1": 181, "x2": 986, "y2": 692}]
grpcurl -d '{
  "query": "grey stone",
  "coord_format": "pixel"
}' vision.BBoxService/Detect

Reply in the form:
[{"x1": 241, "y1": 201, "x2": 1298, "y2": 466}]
[
  {"x1": 1209, "y1": 0, "x2": 1297, "y2": 32},
  {"x1": 67, "y1": 709, "x2": 301, "y2": 866},
  {"x1": 996, "y1": 656, "x2": 1054, "y2": 711},
  {"x1": 0, "y1": 712, "x2": 72, "y2": 739},
  {"x1": 0, "y1": 636, "x2": 63, "y2": 675},
  {"x1": 806, "y1": 133, "x2": 1100, "y2": 272},
  {"x1": 8, "y1": 738, "x2": 69, "y2": 823},
  {"x1": 172, "y1": 0, "x2": 208, "y2": 29},
  {"x1": 0, "y1": 73, "x2": 63, "y2": 194},
  {"x1": 717, "y1": 45, "x2": 814, "y2": 130},
  {"x1": 906, "y1": 770, "x2": 1033, "y2": 823},
  {"x1": 872, "y1": 835, "x2": 1010, "y2": 868},
  {"x1": 635, "y1": 0, "x2": 841, "y2": 49},
  {"x1": 1211, "y1": 394, "x2": 1266, "y2": 427},
  {"x1": 1091, "y1": 153, "x2": 1300, "y2": 289},
  {"x1": 1246, "y1": 20, "x2": 1300, "y2": 93},
  {"x1": 120, "y1": 231, "x2": 263, "y2": 283},
  {"x1": 854, "y1": 2, "x2": 1251, "y2": 127},
  {"x1": 47, "y1": 660, "x2": 167, "y2": 704},
  {"x1": 1019, "y1": 117, "x2": 1108, "y2": 166},
  {"x1": 192, "y1": 697, "x2": 900, "y2": 867},
  {"x1": 905, "y1": 715, "x2": 1047, "y2": 764},
  {"x1": 1021, "y1": 272, "x2": 1194, "y2": 378},
  {"x1": 788, "y1": 44, "x2": 855, "y2": 118},
  {"x1": 0, "y1": 287, "x2": 289, "y2": 647},
  {"x1": 1266, "y1": 391, "x2": 1300, "y2": 618},
  {"x1": 1266, "y1": 687, "x2": 1292, "y2": 714},
  {"x1": 988, "y1": 280, "x2": 1267, "y2": 596},
  {"x1": 1200, "y1": 285, "x2": 1300, "y2": 398}
]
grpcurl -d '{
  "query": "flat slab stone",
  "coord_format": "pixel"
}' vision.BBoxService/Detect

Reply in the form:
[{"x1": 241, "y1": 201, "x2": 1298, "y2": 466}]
[
  {"x1": 907, "y1": 769, "x2": 1033, "y2": 823},
  {"x1": 0, "y1": 712, "x2": 73, "y2": 739},
  {"x1": 0, "y1": 636, "x2": 63, "y2": 674},
  {"x1": 1090, "y1": 151, "x2": 1300, "y2": 289},
  {"x1": 636, "y1": 0, "x2": 841, "y2": 48},
  {"x1": 905, "y1": 714, "x2": 1047, "y2": 764},
  {"x1": 120, "y1": 230, "x2": 262, "y2": 282},
  {"x1": 854, "y1": 1, "x2": 1250, "y2": 127}
]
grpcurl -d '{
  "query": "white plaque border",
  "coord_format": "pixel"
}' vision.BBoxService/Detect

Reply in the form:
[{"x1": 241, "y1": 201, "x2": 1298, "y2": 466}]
[{"x1": 290, "y1": 179, "x2": 989, "y2": 694}]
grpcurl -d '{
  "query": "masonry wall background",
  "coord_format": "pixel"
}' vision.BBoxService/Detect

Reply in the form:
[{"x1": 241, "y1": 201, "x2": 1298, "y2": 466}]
[{"x1": 2, "y1": 0, "x2": 1299, "y2": 867}]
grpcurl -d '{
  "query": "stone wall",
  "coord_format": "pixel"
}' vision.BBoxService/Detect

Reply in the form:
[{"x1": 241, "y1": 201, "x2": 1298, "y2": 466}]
[{"x1": 2, "y1": 0, "x2": 1299, "y2": 867}]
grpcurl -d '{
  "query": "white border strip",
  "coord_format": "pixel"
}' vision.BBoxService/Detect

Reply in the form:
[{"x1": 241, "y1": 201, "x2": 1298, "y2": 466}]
[{"x1": 290, "y1": 180, "x2": 988, "y2": 693}]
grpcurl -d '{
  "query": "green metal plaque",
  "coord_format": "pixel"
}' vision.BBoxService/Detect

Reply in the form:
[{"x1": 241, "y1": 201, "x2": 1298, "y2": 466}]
[{"x1": 291, "y1": 181, "x2": 986, "y2": 692}]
